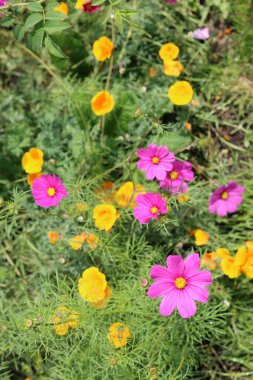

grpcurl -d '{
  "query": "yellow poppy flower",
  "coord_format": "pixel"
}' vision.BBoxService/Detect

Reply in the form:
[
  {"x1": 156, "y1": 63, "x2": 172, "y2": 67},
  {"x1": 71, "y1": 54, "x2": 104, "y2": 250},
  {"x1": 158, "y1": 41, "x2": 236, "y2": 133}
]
[
  {"x1": 52, "y1": 306, "x2": 79, "y2": 336},
  {"x1": 78, "y1": 267, "x2": 107, "y2": 303},
  {"x1": 93, "y1": 204, "x2": 117, "y2": 231},
  {"x1": 91, "y1": 91, "x2": 115, "y2": 116},
  {"x1": 54, "y1": 2, "x2": 68, "y2": 15},
  {"x1": 193, "y1": 229, "x2": 209, "y2": 246},
  {"x1": 163, "y1": 60, "x2": 183, "y2": 77},
  {"x1": 27, "y1": 172, "x2": 42, "y2": 186},
  {"x1": 69, "y1": 234, "x2": 86, "y2": 250},
  {"x1": 168, "y1": 81, "x2": 194, "y2": 106},
  {"x1": 159, "y1": 43, "x2": 179, "y2": 61},
  {"x1": 93, "y1": 36, "x2": 114, "y2": 61},
  {"x1": 21, "y1": 148, "x2": 44, "y2": 174},
  {"x1": 115, "y1": 182, "x2": 145, "y2": 208}
]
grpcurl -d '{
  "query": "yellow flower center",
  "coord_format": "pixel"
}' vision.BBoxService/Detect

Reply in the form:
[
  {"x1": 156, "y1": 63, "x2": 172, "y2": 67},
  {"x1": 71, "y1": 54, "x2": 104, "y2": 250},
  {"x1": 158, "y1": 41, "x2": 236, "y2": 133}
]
[
  {"x1": 152, "y1": 156, "x2": 159, "y2": 164},
  {"x1": 175, "y1": 277, "x2": 186, "y2": 289},
  {"x1": 151, "y1": 207, "x2": 158, "y2": 214},
  {"x1": 170, "y1": 171, "x2": 178, "y2": 180},
  {"x1": 47, "y1": 187, "x2": 56, "y2": 197},
  {"x1": 221, "y1": 191, "x2": 228, "y2": 200}
]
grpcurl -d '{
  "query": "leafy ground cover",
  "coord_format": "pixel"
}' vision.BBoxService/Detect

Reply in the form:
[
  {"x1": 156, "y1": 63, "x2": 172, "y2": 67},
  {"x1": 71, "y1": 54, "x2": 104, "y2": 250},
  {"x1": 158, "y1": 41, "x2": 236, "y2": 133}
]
[{"x1": 0, "y1": 0, "x2": 253, "y2": 379}]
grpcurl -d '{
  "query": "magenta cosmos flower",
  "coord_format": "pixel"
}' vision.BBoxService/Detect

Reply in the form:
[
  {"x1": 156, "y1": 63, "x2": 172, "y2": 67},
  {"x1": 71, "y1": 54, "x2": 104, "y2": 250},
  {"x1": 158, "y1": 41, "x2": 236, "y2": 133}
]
[
  {"x1": 192, "y1": 27, "x2": 210, "y2": 40},
  {"x1": 133, "y1": 193, "x2": 168, "y2": 224},
  {"x1": 148, "y1": 254, "x2": 212, "y2": 318},
  {"x1": 82, "y1": 1, "x2": 100, "y2": 13},
  {"x1": 160, "y1": 160, "x2": 194, "y2": 195},
  {"x1": 208, "y1": 181, "x2": 244, "y2": 217},
  {"x1": 137, "y1": 144, "x2": 175, "y2": 181},
  {"x1": 32, "y1": 174, "x2": 68, "y2": 208}
]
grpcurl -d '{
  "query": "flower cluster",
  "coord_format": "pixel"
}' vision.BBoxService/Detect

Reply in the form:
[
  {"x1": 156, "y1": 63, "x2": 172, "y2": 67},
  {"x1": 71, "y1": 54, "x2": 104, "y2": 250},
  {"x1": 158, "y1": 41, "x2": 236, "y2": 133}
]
[
  {"x1": 159, "y1": 42, "x2": 183, "y2": 77},
  {"x1": 107, "y1": 322, "x2": 131, "y2": 348},
  {"x1": 217, "y1": 242, "x2": 253, "y2": 279},
  {"x1": 21, "y1": 147, "x2": 43, "y2": 186},
  {"x1": 52, "y1": 306, "x2": 79, "y2": 336},
  {"x1": 69, "y1": 232, "x2": 99, "y2": 250},
  {"x1": 134, "y1": 143, "x2": 194, "y2": 224}
]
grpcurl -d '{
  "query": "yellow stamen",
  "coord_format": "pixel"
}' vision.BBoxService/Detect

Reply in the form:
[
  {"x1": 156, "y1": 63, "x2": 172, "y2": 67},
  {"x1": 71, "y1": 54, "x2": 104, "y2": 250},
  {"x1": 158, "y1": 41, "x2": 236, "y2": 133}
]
[
  {"x1": 152, "y1": 156, "x2": 159, "y2": 164},
  {"x1": 221, "y1": 191, "x2": 228, "y2": 200},
  {"x1": 175, "y1": 277, "x2": 186, "y2": 289},
  {"x1": 47, "y1": 187, "x2": 56, "y2": 197},
  {"x1": 170, "y1": 171, "x2": 178, "y2": 180},
  {"x1": 151, "y1": 207, "x2": 158, "y2": 214}
]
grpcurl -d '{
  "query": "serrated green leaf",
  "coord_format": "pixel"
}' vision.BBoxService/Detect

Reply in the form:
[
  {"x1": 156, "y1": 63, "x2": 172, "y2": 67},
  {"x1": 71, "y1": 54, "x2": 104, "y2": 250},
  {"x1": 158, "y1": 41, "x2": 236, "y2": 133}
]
[
  {"x1": 45, "y1": 10, "x2": 67, "y2": 20},
  {"x1": 45, "y1": 1, "x2": 60, "y2": 10},
  {"x1": 13, "y1": 24, "x2": 25, "y2": 41},
  {"x1": 115, "y1": 13, "x2": 123, "y2": 34},
  {"x1": 24, "y1": 13, "x2": 43, "y2": 29},
  {"x1": 44, "y1": 36, "x2": 66, "y2": 58},
  {"x1": 44, "y1": 20, "x2": 70, "y2": 34},
  {"x1": 32, "y1": 28, "x2": 44, "y2": 51},
  {"x1": 27, "y1": 2, "x2": 43, "y2": 12},
  {"x1": 92, "y1": 0, "x2": 106, "y2": 5}
]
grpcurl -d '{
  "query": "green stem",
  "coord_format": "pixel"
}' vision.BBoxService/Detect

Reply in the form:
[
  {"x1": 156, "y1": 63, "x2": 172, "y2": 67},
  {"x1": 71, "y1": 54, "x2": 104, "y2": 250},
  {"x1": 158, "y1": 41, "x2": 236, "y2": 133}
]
[{"x1": 170, "y1": 335, "x2": 189, "y2": 379}]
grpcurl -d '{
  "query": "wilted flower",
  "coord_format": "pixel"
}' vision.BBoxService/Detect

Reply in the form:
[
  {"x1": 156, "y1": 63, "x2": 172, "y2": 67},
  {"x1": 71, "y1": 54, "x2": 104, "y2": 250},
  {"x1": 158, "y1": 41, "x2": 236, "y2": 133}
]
[
  {"x1": 160, "y1": 160, "x2": 194, "y2": 195},
  {"x1": 159, "y1": 43, "x2": 179, "y2": 61},
  {"x1": 191, "y1": 27, "x2": 210, "y2": 40},
  {"x1": 168, "y1": 81, "x2": 194, "y2": 106},
  {"x1": 93, "y1": 36, "x2": 114, "y2": 61},
  {"x1": 22, "y1": 148, "x2": 43, "y2": 174},
  {"x1": 208, "y1": 182, "x2": 244, "y2": 217},
  {"x1": 133, "y1": 193, "x2": 168, "y2": 224},
  {"x1": 137, "y1": 144, "x2": 175, "y2": 181},
  {"x1": 93, "y1": 204, "x2": 117, "y2": 231},
  {"x1": 107, "y1": 322, "x2": 131, "y2": 348},
  {"x1": 91, "y1": 90, "x2": 115, "y2": 116},
  {"x1": 201, "y1": 252, "x2": 219, "y2": 270},
  {"x1": 48, "y1": 231, "x2": 61, "y2": 244},
  {"x1": 147, "y1": 254, "x2": 212, "y2": 318}
]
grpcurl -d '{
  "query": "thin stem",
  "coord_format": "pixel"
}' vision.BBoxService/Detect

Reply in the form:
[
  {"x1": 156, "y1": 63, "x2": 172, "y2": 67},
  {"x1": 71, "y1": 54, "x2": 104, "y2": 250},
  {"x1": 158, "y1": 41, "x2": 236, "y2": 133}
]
[{"x1": 170, "y1": 335, "x2": 189, "y2": 379}]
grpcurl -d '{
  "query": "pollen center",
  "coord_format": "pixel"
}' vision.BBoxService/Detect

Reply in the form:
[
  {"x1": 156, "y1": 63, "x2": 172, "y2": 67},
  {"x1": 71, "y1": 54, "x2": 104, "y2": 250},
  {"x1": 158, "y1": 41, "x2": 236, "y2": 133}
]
[
  {"x1": 175, "y1": 277, "x2": 186, "y2": 289},
  {"x1": 170, "y1": 171, "x2": 178, "y2": 180},
  {"x1": 47, "y1": 187, "x2": 56, "y2": 197},
  {"x1": 221, "y1": 191, "x2": 228, "y2": 200},
  {"x1": 152, "y1": 156, "x2": 159, "y2": 164},
  {"x1": 151, "y1": 206, "x2": 158, "y2": 214}
]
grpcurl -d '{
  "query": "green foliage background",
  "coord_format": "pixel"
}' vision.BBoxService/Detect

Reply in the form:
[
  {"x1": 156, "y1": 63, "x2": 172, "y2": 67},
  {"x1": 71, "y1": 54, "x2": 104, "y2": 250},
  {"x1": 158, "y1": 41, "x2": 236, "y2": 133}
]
[{"x1": 0, "y1": 0, "x2": 253, "y2": 379}]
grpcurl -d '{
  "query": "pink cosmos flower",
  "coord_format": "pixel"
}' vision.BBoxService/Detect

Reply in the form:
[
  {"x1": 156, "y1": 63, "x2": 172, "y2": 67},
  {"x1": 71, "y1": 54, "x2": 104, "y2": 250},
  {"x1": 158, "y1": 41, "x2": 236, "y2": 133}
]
[
  {"x1": 159, "y1": 160, "x2": 194, "y2": 195},
  {"x1": 133, "y1": 193, "x2": 168, "y2": 224},
  {"x1": 32, "y1": 174, "x2": 68, "y2": 208},
  {"x1": 137, "y1": 144, "x2": 175, "y2": 181},
  {"x1": 208, "y1": 181, "x2": 244, "y2": 217},
  {"x1": 191, "y1": 27, "x2": 210, "y2": 40},
  {"x1": 147, "y1": 254, "x2": 212, "y2": 318},
  {"x1": 82, "y1": 1, "x2": 100, "y2": 13}
]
